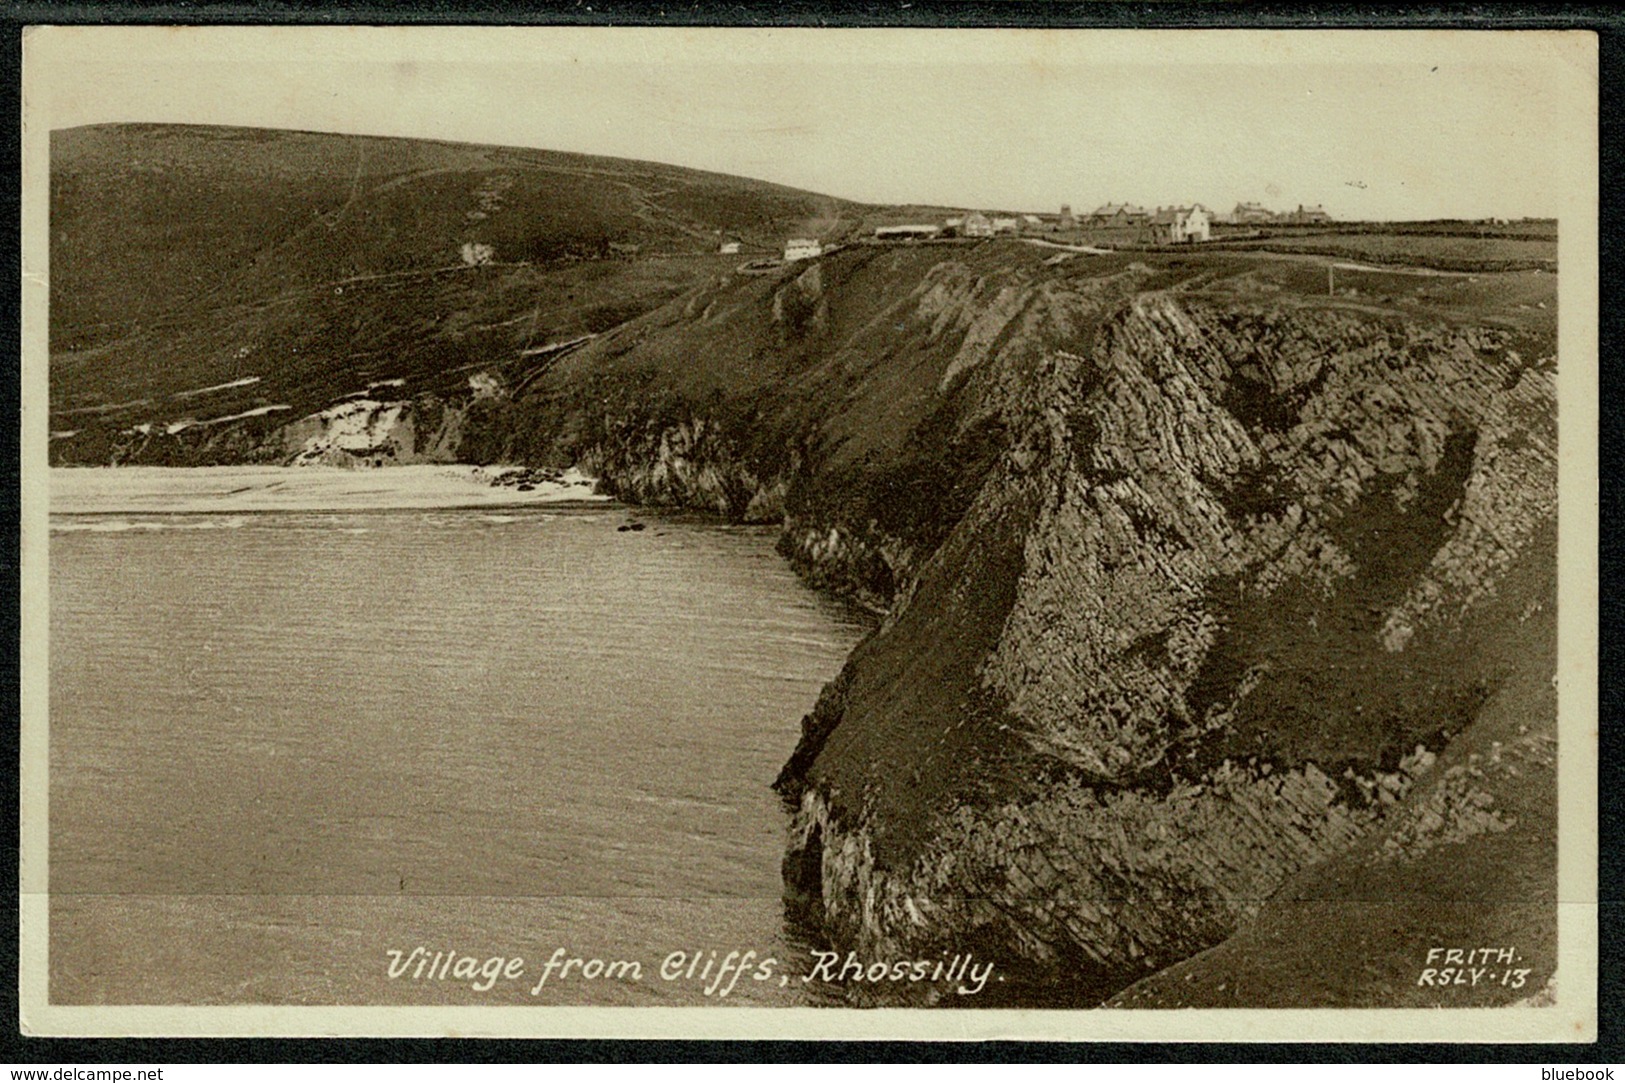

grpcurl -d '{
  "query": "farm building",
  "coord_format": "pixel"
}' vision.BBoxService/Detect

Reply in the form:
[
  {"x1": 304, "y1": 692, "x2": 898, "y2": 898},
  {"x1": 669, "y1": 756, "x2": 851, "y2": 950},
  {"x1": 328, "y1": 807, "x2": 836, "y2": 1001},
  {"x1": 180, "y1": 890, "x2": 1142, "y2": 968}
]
[
  {"x1": 1287, "y1": 204, "x2": 1333, "y2": 224},
  {"x1": 991, "y1": 217, "x2": 1021, "y2": 235},
  {"x1": 718, "y1": 240, "x2": 741, "y2": 255},
  {"x1": 784, "y1": 238, "x2": 823, "y2": 261},
  {"x1": 1231, "y1": 202, "x2": 1276, "y2": 224},
  {"x1": 1058, "y1": 204, "x2": 1076, "y2": 230},
  {"x1": 1088, "y1": 203, "x2": 1150, "y2": 227},
  {"x1": 460, "y1": 241, "x2": 496, "y2": 266}
]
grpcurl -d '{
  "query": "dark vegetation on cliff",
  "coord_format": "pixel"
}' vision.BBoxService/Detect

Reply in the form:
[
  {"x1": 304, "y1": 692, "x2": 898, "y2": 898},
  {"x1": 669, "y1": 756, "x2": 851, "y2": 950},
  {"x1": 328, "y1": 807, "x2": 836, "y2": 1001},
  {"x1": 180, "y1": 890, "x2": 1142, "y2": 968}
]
[{"x1": 51, "y1": 125, "x2": 1562, "y2": 1009}]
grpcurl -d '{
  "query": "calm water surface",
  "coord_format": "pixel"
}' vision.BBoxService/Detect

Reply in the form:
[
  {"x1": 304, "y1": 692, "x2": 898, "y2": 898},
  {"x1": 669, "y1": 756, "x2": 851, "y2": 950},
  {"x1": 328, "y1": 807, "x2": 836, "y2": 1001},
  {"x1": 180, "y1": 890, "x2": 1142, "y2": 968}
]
[{"x1": 50, "y1": 504, "x2": 869, "y2": 1005}]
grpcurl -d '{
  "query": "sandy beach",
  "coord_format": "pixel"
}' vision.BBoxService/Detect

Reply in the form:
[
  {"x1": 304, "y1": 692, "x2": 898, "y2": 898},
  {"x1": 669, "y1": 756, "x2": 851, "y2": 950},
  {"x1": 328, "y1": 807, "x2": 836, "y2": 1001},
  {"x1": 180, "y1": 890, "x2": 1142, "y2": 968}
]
[{"x1": 49, "y1": 464, "x2": 612, "y2": 515}]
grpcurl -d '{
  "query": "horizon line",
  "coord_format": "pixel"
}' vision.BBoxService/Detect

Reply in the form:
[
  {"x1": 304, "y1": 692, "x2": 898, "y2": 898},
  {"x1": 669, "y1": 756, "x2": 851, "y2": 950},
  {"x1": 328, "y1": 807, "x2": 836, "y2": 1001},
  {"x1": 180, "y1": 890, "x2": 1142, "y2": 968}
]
[{"x1": 51, "y1": 119, "x2": 1561, "y2": 225}]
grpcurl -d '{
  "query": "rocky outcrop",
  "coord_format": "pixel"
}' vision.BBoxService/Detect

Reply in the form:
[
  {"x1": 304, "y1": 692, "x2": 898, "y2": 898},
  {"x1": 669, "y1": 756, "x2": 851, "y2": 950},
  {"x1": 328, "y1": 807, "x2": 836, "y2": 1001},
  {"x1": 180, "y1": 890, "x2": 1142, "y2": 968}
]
[
  {"x1": 775, "y1": 516, "x2": 916, "y2": 614},
  {"x1": 575, "y1": 414, "x2": 786, "y2": 522},
  {"x1": 278, "y1": 395, "x2": 466, "y2": 466}
]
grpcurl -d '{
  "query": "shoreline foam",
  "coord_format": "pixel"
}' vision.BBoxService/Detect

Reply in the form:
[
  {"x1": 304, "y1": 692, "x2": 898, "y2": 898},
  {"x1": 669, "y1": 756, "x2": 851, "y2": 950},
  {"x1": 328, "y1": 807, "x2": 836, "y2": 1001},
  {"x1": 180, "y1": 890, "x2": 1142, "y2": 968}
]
[{"x1": 49, "y1": 464, "x2": 612, "y2": 516}]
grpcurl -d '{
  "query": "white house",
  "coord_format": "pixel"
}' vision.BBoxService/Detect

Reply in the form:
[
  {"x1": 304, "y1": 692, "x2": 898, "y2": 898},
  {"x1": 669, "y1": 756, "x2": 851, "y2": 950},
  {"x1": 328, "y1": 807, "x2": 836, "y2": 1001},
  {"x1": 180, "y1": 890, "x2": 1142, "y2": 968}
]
[
  {"x1": 991, "y1": 217, "x2": 1021, "y2": 235},
  {"x1": 719, "y1": 241, "x2": 741, "y2": 255},
  {"x1": 784, "y1": 238, "x2": 822, "y2": 261},
  {"x1": 1149, "y1": 205, "x2": 1212, "y2": 244},
  {"x1": 1178, "y1": 204, "x2": 1212, "y2": 242}
]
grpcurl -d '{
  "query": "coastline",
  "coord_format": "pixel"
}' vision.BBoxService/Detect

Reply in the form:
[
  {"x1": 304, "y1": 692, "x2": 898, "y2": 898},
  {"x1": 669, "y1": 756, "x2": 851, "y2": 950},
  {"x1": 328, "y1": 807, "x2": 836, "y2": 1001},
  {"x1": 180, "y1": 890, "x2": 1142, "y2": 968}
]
[{"x1": 49, "y1": 464, "x2": 613, "y2": 516}]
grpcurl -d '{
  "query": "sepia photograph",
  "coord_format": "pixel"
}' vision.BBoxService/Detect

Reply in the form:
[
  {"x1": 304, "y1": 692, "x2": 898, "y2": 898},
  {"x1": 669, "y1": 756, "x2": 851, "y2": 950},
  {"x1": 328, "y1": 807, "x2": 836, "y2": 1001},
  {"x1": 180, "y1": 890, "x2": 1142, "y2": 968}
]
[{"x1": 17, "y1": 24, "x2": 1599, "y2": 1041}]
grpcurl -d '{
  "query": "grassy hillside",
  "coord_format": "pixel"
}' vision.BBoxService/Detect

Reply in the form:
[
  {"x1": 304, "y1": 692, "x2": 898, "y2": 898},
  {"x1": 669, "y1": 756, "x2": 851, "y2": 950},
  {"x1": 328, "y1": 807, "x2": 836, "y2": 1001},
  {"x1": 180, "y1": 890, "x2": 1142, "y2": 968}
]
[{"x1": 49, "y1": 123, "x2": 864, "y2": 461}]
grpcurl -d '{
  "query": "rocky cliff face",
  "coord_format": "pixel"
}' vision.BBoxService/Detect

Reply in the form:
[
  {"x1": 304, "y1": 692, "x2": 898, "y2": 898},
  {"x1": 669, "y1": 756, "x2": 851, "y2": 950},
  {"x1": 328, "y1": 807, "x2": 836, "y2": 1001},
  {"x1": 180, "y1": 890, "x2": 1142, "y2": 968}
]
[
  {"x1": 277, "y1": 395, "x2": 466, "y2": 466},
  {"x1": 761, "y1": 257, "x2": 1555, "y2": 1004},
  {"x1": 133, "y1": 240, "x2": 1546, "y2": 1005}
]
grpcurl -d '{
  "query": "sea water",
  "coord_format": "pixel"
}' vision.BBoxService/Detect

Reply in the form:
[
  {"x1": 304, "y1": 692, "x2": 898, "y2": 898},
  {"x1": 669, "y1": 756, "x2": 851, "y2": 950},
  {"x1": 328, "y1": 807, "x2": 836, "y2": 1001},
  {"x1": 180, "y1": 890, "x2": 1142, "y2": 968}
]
[{"x1": 48, "y1": 494, "x2": 869, "y2": 1005}]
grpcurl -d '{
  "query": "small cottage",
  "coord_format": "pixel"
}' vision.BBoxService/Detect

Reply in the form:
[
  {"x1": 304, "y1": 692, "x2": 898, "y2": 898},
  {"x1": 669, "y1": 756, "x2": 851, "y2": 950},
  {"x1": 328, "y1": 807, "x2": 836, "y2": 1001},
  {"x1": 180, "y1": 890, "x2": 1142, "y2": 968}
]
[
  {"x1": 1179, "y1": 204, "x2": 1212, "y2": 242},
  {"x1": 1147, "y1": 205, "x2": 1212, "y2": 244},
  {"x1": 784, "y1": 238, "x2": 822, "y2": 261}
]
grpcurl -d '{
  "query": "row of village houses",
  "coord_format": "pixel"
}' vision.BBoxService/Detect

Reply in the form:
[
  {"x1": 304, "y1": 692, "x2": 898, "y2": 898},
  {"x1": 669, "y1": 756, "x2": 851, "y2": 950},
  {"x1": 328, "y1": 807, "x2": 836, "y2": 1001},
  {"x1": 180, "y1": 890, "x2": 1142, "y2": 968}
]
[{"x1": 758, "y1": 201, "x2": 1333, "y2": 261}]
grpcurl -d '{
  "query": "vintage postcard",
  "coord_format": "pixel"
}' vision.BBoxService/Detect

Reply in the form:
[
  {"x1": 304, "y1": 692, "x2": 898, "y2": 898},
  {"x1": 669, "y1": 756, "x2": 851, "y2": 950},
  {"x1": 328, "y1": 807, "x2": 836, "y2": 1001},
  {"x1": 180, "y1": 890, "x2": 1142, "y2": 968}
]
[{"x1": 18, "y1": 25, "x2": 1599, "y2": 1040}]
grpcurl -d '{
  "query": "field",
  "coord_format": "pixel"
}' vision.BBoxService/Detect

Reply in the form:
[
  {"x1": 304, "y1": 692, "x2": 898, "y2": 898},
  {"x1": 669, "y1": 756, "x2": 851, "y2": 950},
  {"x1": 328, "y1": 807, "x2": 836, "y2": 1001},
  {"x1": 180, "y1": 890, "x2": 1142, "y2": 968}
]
[{"x1": 1208, "y1": 229, "x2": 1556, "y2": 272}]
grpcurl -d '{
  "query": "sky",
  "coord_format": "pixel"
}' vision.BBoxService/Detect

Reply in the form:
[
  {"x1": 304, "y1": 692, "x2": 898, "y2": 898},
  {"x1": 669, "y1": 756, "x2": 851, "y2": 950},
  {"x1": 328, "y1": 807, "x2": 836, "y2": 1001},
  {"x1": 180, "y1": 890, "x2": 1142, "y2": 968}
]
[{"x1": 23, "y1": 26, "x2": 1596, "y2": 220}]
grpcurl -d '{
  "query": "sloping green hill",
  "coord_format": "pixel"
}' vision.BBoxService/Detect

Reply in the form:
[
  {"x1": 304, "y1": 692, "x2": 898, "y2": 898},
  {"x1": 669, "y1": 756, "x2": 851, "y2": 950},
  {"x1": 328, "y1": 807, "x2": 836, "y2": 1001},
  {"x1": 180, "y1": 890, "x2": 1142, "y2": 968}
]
[{"x1": 49, "y1": 123, "x2": 862, "y2": 462}]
